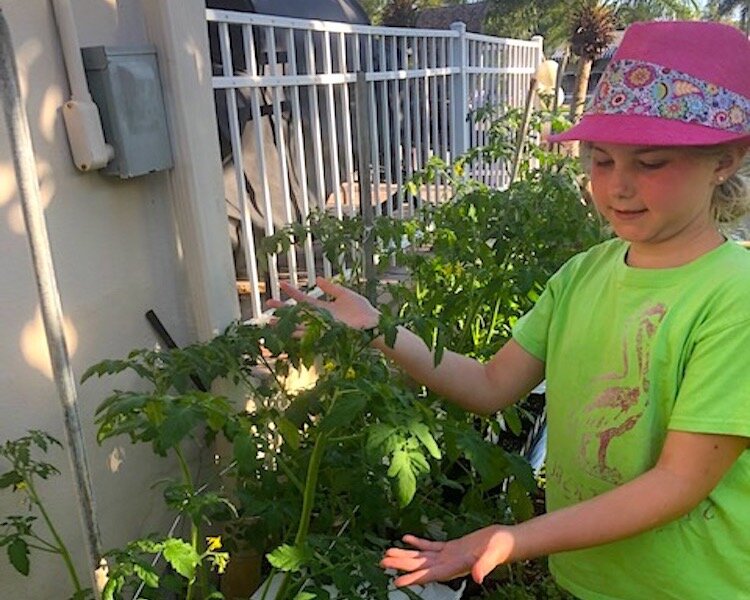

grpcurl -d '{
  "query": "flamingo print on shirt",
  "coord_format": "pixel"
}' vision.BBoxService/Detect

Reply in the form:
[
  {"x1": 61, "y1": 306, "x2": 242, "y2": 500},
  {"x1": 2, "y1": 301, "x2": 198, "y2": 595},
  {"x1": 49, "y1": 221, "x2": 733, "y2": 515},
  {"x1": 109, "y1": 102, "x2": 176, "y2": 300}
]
[{"x1": 579, "y1": 303, "x2": 668, "y2": 484}]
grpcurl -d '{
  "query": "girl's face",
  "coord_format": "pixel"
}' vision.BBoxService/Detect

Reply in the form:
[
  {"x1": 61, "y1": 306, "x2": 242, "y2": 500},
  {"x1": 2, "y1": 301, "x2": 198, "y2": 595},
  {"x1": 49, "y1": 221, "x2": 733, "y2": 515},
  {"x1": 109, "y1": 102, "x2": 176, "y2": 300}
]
[{"x1": 589, "y1": 144, "x2": 722, "y2": 265}]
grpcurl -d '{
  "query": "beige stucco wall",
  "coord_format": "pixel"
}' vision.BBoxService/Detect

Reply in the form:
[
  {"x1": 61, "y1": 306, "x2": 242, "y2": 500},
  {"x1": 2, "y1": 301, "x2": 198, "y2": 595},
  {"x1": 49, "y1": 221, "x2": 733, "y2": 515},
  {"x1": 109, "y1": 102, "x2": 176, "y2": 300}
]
[{"x1": 0, "y1": 1, "x2": 237, "y2": 596}]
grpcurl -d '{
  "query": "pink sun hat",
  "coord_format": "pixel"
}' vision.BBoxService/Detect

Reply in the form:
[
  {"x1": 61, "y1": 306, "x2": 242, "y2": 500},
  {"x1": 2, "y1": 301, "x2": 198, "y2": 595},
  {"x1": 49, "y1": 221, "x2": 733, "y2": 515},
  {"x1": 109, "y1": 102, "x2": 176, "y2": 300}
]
[{"x1": 548, "y1": 20, "x2": 750, "y2": 146}]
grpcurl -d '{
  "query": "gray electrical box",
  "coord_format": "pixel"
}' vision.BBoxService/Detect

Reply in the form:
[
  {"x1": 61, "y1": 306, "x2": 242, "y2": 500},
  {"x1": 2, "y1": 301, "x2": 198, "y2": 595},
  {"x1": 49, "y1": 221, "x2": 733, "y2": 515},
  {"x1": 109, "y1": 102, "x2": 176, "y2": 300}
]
[{"x1": 82, "y1": 46, "x2": 173, "y2": 178}]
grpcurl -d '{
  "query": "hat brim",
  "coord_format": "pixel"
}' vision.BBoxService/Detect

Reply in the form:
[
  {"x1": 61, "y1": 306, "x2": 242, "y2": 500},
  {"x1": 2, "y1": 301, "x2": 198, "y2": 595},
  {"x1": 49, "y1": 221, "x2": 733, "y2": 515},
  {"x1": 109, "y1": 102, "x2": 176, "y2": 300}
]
[{"x1": 547, "y1": 114, "x2": 750, "y2": 146}]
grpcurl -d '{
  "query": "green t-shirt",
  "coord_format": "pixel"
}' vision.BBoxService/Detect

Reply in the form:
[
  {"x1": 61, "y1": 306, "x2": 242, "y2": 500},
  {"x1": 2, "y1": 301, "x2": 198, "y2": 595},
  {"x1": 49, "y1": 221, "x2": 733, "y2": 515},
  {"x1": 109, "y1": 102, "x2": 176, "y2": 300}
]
[{"x1": 513, "y1": 238, "x2": 750, "y2": 600}]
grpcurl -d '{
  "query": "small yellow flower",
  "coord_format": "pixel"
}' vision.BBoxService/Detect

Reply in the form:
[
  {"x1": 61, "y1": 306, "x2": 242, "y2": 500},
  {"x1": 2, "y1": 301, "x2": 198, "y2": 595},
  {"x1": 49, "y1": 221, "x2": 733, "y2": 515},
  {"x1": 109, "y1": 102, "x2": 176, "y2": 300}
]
[
  {"x1": 324, "y1": 360, "x2": 336, "y2": 373},
  {"x1": 206, "y1": 536, "x2": 223, "y2": 552},
  {"x1": 345, "y1": 367, "x2": 356, "y2": 380}
]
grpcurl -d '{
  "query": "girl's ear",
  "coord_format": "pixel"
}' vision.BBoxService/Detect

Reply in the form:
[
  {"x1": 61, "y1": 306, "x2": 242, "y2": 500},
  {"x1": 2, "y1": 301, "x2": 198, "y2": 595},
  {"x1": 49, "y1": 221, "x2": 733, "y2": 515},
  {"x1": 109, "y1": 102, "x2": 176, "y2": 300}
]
[{"x1": 715, "y1": 143, "x2": 749, "y2": 182}]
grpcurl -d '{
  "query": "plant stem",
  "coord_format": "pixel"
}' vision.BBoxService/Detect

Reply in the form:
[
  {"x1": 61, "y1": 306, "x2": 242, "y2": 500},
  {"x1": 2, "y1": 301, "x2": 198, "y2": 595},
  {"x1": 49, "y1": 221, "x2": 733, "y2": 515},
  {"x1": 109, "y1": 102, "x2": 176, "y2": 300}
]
[
  {"x1": 293, "y1": 432, "x2": 328, "y2": 547},
  {"x1": 327, "y1": 432, "x2": 364, "y2": 444},
  {"x1": 275, "y1": 429, "x2": 330, "y2": 600},
  {"x1": 276, "y1": 456, "x2": 305, "y2": 494},
  {"x1": 25, "y1": 478, "x2": 83, "y2": 594},
  {"x1": 174, "y1": 446, "x2": 200, "y2": 600}
]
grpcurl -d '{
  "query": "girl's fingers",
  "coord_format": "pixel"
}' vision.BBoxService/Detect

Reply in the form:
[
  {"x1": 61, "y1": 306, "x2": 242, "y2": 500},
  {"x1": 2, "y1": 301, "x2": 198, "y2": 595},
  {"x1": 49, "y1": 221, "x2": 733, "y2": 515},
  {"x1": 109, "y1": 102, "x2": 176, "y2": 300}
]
[
  {"x1": 392, "y1": 569, "x2": 432, "y2": 588},
  {"x1": 279, "y1": 281, "x2": 318, "y2": 305},
  {"x1": 380, "y1": 554, "x2": 430, "y2": 572},
  {"x1": 401, "y1": 535, "x2": 445, "y2": 552},
  {"x1": 315, "y1": 277, "x2": 345, "y2": 298},
  {"x1": 383, "y1": 548, "x2": 423, "y2": 559}
]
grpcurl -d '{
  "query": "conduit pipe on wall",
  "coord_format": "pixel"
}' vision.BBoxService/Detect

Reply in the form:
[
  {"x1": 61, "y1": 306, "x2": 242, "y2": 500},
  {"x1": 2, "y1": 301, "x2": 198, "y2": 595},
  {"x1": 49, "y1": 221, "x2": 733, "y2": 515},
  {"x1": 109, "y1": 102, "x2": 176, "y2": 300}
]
[
  {"x1": 51, "y1": 0, "x2": 114, "y2": 171},
  {"x1": 0, "y1": 9, "x2": 104, "y2": 599}
]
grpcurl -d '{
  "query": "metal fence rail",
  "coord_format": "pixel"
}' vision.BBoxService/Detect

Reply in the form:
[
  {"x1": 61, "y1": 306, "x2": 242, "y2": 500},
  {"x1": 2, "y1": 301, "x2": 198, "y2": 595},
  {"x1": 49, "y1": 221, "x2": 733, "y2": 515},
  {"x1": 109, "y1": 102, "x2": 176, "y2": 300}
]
[{"x1": 206, "y1": 9, "x2": 543, "y2": 318}]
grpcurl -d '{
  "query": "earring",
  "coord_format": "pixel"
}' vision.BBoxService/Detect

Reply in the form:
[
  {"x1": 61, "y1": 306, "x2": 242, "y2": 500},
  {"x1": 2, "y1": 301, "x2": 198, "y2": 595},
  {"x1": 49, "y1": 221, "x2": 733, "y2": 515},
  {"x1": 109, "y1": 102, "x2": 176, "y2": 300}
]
[{"x1": 716, "y1": 176, "x2": 725, "y2": 184}]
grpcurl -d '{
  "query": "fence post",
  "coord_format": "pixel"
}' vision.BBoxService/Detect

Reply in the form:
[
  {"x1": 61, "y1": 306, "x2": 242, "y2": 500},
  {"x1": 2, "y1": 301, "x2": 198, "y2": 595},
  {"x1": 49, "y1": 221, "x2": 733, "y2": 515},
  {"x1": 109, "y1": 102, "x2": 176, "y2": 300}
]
[
  {"x1": 355, "y1": 71, "x2": 377, "y2": 304},
  {"x1": 450, "y1": 21, "x2": 469, "y2": 162}
]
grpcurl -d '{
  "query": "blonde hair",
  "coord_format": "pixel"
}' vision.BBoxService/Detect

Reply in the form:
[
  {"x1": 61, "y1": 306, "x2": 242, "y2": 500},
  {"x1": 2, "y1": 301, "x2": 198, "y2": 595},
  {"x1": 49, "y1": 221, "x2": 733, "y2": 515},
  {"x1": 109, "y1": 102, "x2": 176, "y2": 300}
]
[
  {"x1": 579, "y1": 142, "x2": 750, "y2": 225},
  {"x1": 697, "y1": 145, "x2": 750, "y2": 224}
]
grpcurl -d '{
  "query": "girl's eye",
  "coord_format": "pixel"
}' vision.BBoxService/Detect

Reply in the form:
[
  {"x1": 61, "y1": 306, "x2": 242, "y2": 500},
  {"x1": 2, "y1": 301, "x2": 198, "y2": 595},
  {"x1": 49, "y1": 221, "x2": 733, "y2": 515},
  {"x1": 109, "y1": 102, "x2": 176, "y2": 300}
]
[
  {"x1": 593, "y1": 159, "x2": 613, "y2": 167},
  {"x1": 639, "y1": 161, "x2": 667, "y2": 170}
]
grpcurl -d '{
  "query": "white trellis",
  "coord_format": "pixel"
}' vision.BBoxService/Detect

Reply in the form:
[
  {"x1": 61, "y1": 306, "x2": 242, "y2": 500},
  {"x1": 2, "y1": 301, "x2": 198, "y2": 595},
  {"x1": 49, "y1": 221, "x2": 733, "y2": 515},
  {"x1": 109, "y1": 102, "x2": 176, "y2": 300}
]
[{"x1": 206, "y1": 9, "x2": 543, "y2": 318}]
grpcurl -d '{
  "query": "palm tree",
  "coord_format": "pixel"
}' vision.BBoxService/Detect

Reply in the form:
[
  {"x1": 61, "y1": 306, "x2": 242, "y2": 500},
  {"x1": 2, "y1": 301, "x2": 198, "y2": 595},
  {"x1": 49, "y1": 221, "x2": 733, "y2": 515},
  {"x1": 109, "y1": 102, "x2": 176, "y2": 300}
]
[
  {"x1": 486, "y1": 0, "x2": 572, "y2": 49},
  {"x1": 567, "y1": 0, "x2": 700, "y2": 124},
  {"x1": 568, "y1": 1, "x2": 617, "y2": 122},
  {"x1": 616, "y1": 0, "x2": 700, "y2": 22},
  {"x1": 716, "y1": 0, "x2": 750, "y2": 34}
]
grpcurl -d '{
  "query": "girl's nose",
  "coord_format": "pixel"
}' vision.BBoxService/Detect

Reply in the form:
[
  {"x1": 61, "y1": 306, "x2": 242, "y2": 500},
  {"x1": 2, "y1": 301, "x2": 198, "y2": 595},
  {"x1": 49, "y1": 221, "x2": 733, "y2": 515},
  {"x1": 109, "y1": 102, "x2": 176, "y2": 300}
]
[{"x1": 611, "y1": 167, "x2": 635, "y2": 198}]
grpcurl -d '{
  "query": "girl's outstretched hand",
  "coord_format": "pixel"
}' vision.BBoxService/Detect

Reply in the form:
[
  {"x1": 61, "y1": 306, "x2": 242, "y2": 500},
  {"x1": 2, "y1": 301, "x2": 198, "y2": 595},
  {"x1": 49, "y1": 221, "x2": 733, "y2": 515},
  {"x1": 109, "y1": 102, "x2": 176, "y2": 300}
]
[
  {"x1": 380, "y1": 526, "x2": 515, "y2": 588},
  {"x1": 268, "y1": 277, "x2": 380, "y2": 331}
]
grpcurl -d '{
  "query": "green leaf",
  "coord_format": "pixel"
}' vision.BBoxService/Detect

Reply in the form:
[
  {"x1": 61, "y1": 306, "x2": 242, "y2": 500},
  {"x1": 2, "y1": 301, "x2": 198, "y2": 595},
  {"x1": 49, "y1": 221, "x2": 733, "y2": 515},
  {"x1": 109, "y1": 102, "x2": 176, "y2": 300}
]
[
  {"x1": 233, "y1": 431, "x2": 258, "y2": 476},
  {"x1": 156, "y1": 403, "x2": 202, "y2": 452},
  {"x1": 506, "y1": 452, "x2": 537, "y2": 493},
  {"x1": 508, "y1": 478, "x2": 535, "y2": 522},
  {"x1": 502, "y1": 406, "x2": 523, "y2": 436},
  {"x1": 277, "y1": 417, "x2": 301, "y2": 451},
  {"x1": 366, "y1": 423, "x2": 396, "y2": 453},
  {"x1": 0, "y1": 471, "x2": 23, "y2": 490},
  {"x1": 433, "y1": 325, "x2": 445, "y2": 367},
  {"x1": 294, "y1": 593, "x2": 317, "y2": 600},
  {"x1": 266, "y1": 543, "x2": 312, "y2": 573},
  {"x1": 101, "y1": 579, "x2": 118, "y2": 600},
  {"x1": 133, "y1": 563, "x2": 160, "y2": 588},
  {"x1": 8, "y1": 538, "x2": 29, "y2": 576},
  {"x1": 387, "y1": 449, "x2": 417, "y2": 507},
  {"x1": 321, "y1": 394, "x2": 367, "y2": 432},
  {"x1": 455, "y1": 428, "x2": 510, "y2": 490},
  {"x1": 411, "y1": 422, "x2": 441, "y2": 460},
  {"x1": 162, "y1": 538, "x2": 200, "y2": 581}
]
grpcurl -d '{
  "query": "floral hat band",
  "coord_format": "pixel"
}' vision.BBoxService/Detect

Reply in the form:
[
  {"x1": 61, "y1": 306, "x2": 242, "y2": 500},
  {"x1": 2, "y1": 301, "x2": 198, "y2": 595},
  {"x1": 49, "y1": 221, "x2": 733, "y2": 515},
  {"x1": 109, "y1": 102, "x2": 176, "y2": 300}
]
[
  {"x1": 547, "y1": 21, "x2": 750, "y2": 146},
  {"x1": 588, "y1": 58, "x2": 750, "y2": 136}
]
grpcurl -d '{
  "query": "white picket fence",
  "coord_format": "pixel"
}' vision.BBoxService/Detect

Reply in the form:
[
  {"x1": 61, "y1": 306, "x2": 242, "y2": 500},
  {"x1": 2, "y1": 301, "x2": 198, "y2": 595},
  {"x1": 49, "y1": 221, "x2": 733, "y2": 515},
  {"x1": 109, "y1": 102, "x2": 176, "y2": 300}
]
[{"x1": 207, "y1": 9, "x2": 543, "y2": 318}]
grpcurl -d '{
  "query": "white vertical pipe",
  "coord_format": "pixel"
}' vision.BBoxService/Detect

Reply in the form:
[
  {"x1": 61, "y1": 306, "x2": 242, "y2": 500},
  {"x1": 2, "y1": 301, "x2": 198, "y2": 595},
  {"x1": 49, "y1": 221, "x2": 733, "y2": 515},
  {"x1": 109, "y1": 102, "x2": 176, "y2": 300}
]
[
  {"x1": 366, "y1": 35, "x2": 381, "y2": 217},
  {"x1": 411, "y1": 36, "x2": 423, "y2": 211},
  {"x1": 400, "y1": 36, "x2": 414, "y2": 217},
  {"x1": 420, "y1": 37, "x2": 431, "y2": 206},
  {"x1": 247, "y1": 26, "x2": 280, "y2": 298},
  {"x1": 378, "y1": 35, "x2": 393, "y2": 217},
  {"x1": 322, "y1": 30, "x2": 343, "y2": 220},
  {"x1": 449, "y1": 22, "x2": 468, "y2": 170},
  {"x1": 305, "y1": 31, "x2": 331, "y2": 278},
  {"x1": 51, "y1": 0, "x2": 91, "y2": 101},
  {"x1": 286, "y1": 28, "x2": 317, "y2": 285},
  {"x1": 475, "y1": 40, "x2": 483, "y2": 183},
  {"x1": 497, "y1": 43, "x2": 502, "y2": 188},
  {"x1": 429, "y1": 37, "x2": 440, "y2": 202},
  {"x1": 439, "y1": 37, "x2": 449, "y2": 201},
  {"x1": 265, "y1": 27, "x2": 298, "y2": 287},
  {"x1": 0, "y1": 10, "x2": 103, "y2": 598},
  {"x1": 338, "y1": 31, "x2": 356, "y2": 219},
  {"x1": 220, "y1": 24, "x2": 263, "y2": 316},
  {"x1": 390, "y1": 36, "x2": 404, "y2": 218}
]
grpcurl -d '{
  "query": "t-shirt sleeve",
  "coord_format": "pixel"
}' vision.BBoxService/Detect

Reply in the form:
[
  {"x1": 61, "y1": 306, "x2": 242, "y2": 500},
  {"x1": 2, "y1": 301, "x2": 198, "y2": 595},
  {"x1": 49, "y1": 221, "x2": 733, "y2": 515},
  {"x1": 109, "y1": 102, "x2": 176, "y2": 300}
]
[
  {"x1": 669, "y1": 316, "x2": 750, "y2": 438},
  {"x1": 512, "y1": 268, "x2": 564, "y2": 362}
]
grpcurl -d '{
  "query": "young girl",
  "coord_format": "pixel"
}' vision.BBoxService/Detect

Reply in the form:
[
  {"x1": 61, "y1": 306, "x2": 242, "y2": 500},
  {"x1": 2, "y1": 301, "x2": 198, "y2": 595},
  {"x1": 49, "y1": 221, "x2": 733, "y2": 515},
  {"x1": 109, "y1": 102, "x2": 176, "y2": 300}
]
[{"x1": 275, "y1": 20, "x2": 750, "y2": 599}]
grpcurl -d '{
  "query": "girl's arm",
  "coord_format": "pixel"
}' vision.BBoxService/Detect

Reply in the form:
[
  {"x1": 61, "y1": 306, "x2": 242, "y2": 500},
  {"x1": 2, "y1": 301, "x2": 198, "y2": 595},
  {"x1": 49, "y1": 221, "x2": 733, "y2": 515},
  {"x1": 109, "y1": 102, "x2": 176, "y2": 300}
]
[
  {"x1": 273, "y1": 278, "x2": 545, "y2": 415},
  {"x1": 371, "y1": 328, "x2": 544, "y2": 415},
  {"x1": 381, "y1": 430, "x2": 748, "y2": 587}
]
